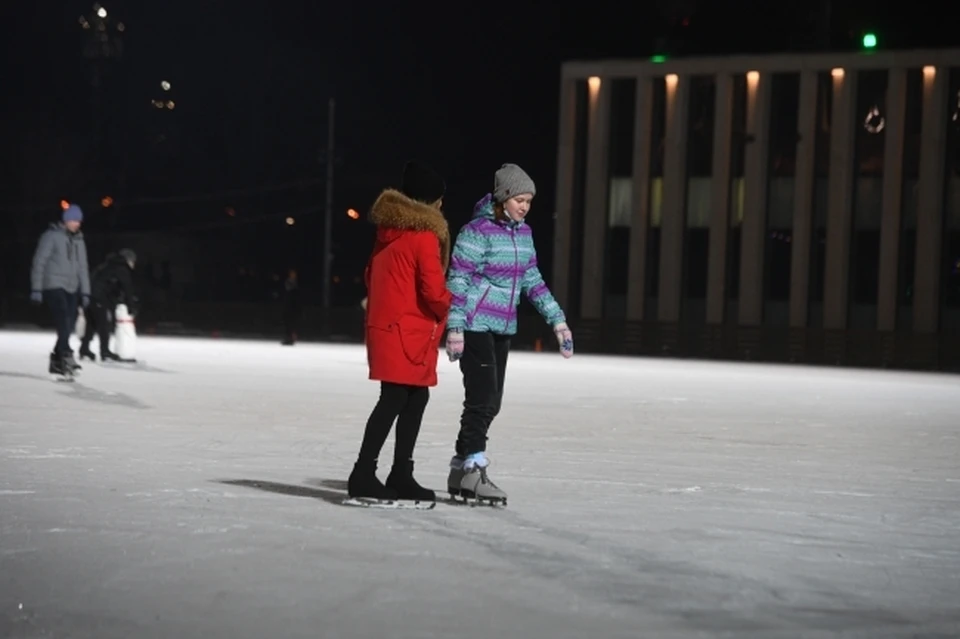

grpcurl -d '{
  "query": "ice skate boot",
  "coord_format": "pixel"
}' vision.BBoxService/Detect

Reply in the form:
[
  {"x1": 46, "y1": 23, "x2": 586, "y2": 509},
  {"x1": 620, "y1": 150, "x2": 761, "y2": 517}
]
[
  {"x1": 101, "y1": 350, "x2": 122, "y2": 362},
  {"x1": 386, "y1": 460, "x2": 435, "y2": 503},
  {"x1": 78, "y1": 346, "x2": 96, "y2": 361},
  {"x1": 346, "y1": 459, "x2": 397, "y2": 501},
  {"x1": 48, "y1": 353, "x2": 74, "y2": 382},
  {"x1": 63, "y1": 351, "x2": 81, "y2": 372},
  {"x1": 458, "y1": 454, "x2": 507, "y2": 506},
  {"x1": 447, "y1": 456, "x2": 465, "y2": 497}
]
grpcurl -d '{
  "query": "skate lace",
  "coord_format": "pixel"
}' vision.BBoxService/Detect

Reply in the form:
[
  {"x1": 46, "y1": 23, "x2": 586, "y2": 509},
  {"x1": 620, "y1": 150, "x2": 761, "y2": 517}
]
[{"x1": 478, "y1": 468, "x2": 499, "y2": 489}]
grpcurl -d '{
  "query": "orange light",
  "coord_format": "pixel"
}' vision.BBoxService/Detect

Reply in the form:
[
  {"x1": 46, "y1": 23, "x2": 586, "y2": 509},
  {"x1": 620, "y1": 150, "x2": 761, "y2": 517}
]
[
  {"x1": 831, "y1": 68, "x2": 844, "y2": 79},
  {"x1": 60, "y1": 200, "x2": 70, "y2": 211},
  {"x1": 285, "y1": 217, "x2": 296, "y2": 226},
  {"x1": 101, "y1": 196, "x2": 114, "y2": 208},
  {"x1": 347, "y1": 208, "x2": 360, "y2": 220}
]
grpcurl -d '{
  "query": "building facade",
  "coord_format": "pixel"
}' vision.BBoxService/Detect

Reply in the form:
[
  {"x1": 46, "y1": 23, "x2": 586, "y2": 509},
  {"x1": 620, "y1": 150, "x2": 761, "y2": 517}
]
[{"x1": 552, "y1": 49, "x2": 960, "y2": 370}]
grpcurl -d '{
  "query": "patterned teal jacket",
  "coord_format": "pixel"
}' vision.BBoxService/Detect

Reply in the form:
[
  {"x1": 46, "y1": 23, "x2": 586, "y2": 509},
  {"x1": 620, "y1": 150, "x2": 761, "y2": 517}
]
[{"x1": 446, "y1": 193, "x2": 566, "y2": 335}]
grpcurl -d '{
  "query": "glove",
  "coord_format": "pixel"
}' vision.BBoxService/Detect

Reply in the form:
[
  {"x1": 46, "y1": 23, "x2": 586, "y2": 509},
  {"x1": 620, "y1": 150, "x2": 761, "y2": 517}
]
[
  {"x1": 81, "y1": 295, "x2": 90, "y2": 308},
  {"x1": 553, "y1": 322, "x2": 573, "y2": 358},
  {"x1": 30, "y1": 291, "x2": 43, "y2": 305},
  {"x1": 445, "y1": 330, "x2": 464, "y2": 362}
]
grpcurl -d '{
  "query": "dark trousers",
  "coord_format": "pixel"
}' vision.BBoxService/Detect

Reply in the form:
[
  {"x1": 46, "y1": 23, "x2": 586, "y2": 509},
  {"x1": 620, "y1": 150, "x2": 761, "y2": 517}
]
[
  {"x1": 357, "y1": 382, "x2": 430, "y2": 466},
  {"x1": 44, "y1": 288, "x2": 78, "y2": 357},
  {"x1": 81, "y1": 301, "x2": 113, "y2": 354},
  {"x1": 455, "y1": 331, "x2": 510, "y2": 458}
]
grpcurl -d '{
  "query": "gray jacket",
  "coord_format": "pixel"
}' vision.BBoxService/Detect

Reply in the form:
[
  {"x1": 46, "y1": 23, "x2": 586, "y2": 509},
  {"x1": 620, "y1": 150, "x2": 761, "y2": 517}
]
[{"x1": 31, "y1": 223, "x2": 91, "y2": 296}]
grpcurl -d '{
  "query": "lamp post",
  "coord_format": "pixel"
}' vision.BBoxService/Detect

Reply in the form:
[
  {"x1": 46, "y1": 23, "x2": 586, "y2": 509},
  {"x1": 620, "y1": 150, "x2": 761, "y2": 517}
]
[{"x1": 80, "y1": 3, "x2": 125, "y2": 221}]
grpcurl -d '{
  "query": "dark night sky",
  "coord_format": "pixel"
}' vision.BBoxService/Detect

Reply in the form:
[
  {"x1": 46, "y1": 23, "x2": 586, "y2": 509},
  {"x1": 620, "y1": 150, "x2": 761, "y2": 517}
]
[
  {"x1": 5, "y1": 1, "x2": 953, "y2": 205},
  {"x1": 1, "y1": 0, "x2": 956, "y2": 296}
]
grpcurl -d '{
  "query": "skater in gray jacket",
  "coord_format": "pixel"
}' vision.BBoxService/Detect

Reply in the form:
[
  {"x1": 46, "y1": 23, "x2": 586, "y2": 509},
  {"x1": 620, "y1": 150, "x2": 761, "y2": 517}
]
[{"x1": 30, "y1": 204, "x2": 91, "y2": 375}]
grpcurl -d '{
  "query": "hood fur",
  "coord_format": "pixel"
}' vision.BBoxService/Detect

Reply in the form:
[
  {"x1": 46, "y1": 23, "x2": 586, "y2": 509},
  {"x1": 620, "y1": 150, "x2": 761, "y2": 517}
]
[{"x1": 370, "y1": 189, "x2": 450, "y2": 270}]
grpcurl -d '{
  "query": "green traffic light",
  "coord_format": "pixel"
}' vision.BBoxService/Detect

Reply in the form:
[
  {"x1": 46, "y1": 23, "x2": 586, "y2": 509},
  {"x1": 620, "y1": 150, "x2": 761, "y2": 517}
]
[{"x1": 862, "y1": 33, "x2": 877, "y2": 49}]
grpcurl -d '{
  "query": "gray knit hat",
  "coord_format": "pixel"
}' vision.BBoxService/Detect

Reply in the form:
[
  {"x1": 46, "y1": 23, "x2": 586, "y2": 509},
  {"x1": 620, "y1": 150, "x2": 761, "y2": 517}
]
[{"x1": 493, "y1": 163, "x2": 536, "y2": 202}]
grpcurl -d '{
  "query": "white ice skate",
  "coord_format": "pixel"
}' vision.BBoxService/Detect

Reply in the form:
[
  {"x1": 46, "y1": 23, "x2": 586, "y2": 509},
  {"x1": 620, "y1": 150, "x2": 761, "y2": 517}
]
[{"x1": 456, "y1": 454, "x2": 507, "y2": 506}]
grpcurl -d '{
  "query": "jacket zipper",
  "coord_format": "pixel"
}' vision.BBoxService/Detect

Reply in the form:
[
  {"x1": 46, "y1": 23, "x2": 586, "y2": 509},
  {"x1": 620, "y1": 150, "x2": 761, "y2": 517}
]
[{"x1": 507, "y1": 228, "x2": 519, "y2": 331}]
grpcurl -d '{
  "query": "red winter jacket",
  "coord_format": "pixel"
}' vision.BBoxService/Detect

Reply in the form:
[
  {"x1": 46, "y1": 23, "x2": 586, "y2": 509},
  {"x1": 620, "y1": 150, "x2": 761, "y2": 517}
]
[{"x1": 364, "y1": 189, "x2": 451, "y2": 387}]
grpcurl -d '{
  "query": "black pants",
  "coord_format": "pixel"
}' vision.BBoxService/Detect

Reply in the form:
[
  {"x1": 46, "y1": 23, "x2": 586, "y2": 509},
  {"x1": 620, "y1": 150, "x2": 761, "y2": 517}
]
[
  {"x1": 81, "y1": 301, "x2": 113, "y2": 354},
  {"x1": 44, "y1": 288, "x2": 78, "y2": 357},
  {"x1": 455, "y1": 331, "x2": 510, "y2": 458},
  {"x1": 357, "y1": 382, "x2": 430, "y2": 466}
]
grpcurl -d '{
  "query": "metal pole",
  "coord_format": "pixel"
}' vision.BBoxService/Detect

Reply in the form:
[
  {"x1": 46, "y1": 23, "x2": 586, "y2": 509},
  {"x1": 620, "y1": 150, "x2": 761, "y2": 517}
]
[{"x1": 322, "y1": 97, "x2": 335, "y2": 310}]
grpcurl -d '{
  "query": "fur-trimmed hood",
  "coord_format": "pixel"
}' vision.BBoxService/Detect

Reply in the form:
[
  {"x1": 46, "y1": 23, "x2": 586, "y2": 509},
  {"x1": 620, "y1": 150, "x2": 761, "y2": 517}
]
[{"x1": 370, "y1": 189, "x2": 451, "y2": 270}]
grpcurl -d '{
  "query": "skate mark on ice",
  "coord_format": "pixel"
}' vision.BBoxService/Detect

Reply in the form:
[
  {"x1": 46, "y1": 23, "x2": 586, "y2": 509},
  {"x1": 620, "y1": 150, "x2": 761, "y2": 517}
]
[
  {"x1": 394, "y1": 508, "x2": 916, "y2": 633},
  {"x1": 56, "y1": 383, "x2": 151, "y2": 410},
  {"x1": 1, "y1": 445, "x2": 104, "y2": 460},
  {"x1": 664, "y1": 485, "x2": 702, "y2": 493},
  {"x1": 215, "y1": 478, "x2": 351, "y2": 507},
  {"x1": 383, "y1": 510, "x2": 778, "y2": 630}
]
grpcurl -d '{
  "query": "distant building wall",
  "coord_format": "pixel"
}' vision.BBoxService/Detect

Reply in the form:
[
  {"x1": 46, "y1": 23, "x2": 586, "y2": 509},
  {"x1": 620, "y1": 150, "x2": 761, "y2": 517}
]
[{"x1": 553, "y1": 49, "x2": 960, "y2": 370}]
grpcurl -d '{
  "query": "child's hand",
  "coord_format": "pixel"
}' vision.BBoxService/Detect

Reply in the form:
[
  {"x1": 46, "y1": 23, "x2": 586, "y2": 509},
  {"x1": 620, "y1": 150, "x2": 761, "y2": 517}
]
[
  {"x1": 446, "y1": 330, "x2": 464, "y2": 362},
  {"x1": 553, "y1": 323, "x2": 573, "y2": 358}
]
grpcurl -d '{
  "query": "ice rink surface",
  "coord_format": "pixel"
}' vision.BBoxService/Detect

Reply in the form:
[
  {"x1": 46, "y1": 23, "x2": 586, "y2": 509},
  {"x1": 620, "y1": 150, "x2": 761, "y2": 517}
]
[{"x1": 1, "y1": 330, "x2": 959, "y2": 639}]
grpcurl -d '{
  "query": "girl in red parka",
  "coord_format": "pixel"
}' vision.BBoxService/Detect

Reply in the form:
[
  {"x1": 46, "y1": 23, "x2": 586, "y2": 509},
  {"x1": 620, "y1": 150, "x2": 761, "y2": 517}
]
[{"x1": 348, "y1": 161, "x2": 452, "y2": 502}]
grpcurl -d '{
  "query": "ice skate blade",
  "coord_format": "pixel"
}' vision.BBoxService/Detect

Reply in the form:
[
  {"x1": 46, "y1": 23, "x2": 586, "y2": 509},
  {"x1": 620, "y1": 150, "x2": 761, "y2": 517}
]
[
  {"x1": 50, "y1": 374, "x2": 75, "y2": 383},
  {"x1": 447, "y1": 494, "x2": 507, "y2": 508},
  {"x1": 342, "y1": 497, "x2": 436, "y2": 510}
]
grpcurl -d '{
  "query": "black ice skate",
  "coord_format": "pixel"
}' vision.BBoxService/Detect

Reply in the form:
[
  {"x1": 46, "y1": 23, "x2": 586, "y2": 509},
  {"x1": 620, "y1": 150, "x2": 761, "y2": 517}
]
[
  {"x1": 346, "y1": 460, "x2": 397, "y2": 501},
  {"x1": 447, "y1": 456, "x2": 465, "y2": 497},
  {"x1": 343, "y1": 460, "x2": 435, "y2": 510},
  {"x1": 48, "y1": 353, "x2": 75, "y2": 382},
  {"x1": 386, "y1": 460, "x2": 436, "y2": 503},
  {"x1": 63, "y1": 351, "x2": 81, "y2": 373},
  {"x1": 78, "y1": 347, "x2": 96, "y2": 361},
  {"x1": 101, "y1": 350, "x2": 136, "y2": 363}
]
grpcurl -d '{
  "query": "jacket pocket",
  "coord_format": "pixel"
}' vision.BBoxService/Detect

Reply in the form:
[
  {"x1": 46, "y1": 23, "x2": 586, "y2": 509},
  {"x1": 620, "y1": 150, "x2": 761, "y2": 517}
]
[
  {"x1": 465, "y1": 284, "x2": 491, "y2": 325},
  {"x1": 396, "y1": 314, "x2": 439, "y2": 365}
]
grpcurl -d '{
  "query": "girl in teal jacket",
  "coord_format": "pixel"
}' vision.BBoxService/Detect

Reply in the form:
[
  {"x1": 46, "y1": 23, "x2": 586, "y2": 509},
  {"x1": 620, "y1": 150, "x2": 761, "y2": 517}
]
[{"x1": 444, "y1": 163, "x2": 574, "y2": 504}]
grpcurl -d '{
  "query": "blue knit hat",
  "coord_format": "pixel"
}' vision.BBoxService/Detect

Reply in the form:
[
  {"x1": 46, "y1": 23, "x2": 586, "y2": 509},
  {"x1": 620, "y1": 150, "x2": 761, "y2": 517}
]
[{"x1": 63, "y1": 205, "x2": 84, "y2": 223}]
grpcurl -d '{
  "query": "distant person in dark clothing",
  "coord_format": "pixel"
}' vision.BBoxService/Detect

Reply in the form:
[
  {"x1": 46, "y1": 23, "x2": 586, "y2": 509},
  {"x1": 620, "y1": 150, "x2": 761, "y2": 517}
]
[
  {"x1": 281, "y1": 269, "x2": 301, "y2": 345},
  {"x1": 79, "y1": 248, "x2": 138, "y2": 362},
  {"x1": 30, "y1": 204, "x2": 91, "y2": 376}
]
